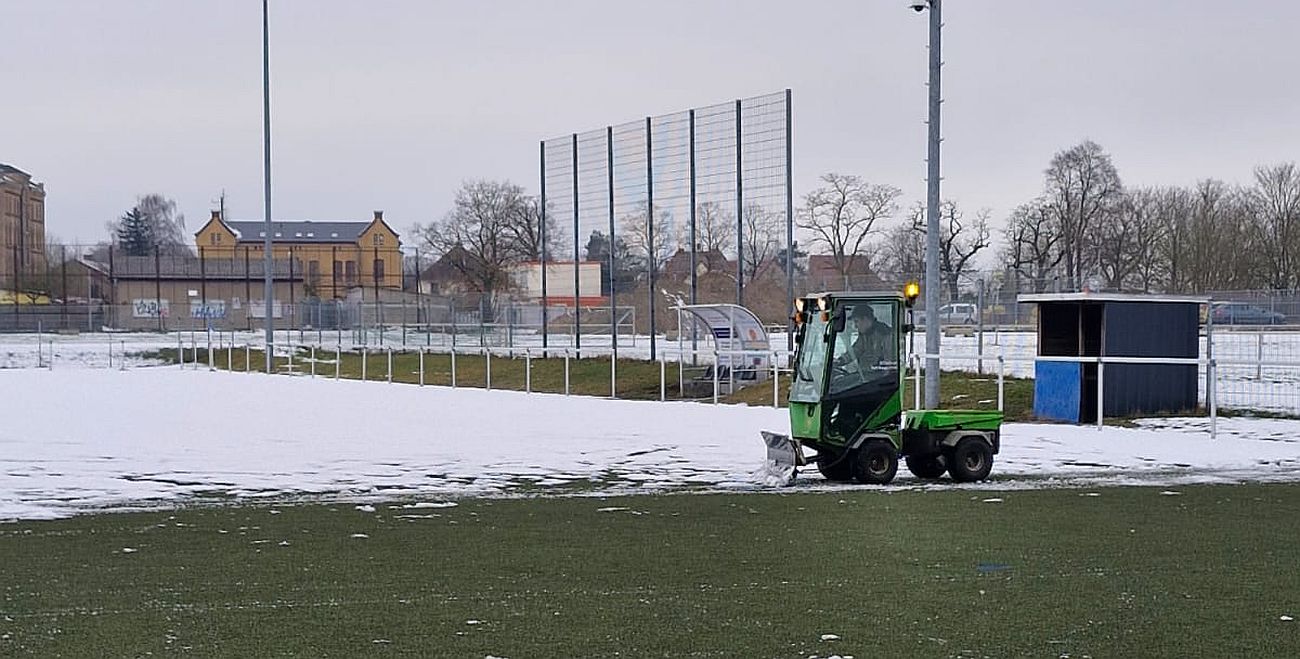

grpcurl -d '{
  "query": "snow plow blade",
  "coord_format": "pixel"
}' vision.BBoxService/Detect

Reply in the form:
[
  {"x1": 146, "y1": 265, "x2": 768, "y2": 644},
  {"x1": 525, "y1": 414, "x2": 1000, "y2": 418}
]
[{"x1": 761, "y1": 431, "x2": 801, "y2": 486}]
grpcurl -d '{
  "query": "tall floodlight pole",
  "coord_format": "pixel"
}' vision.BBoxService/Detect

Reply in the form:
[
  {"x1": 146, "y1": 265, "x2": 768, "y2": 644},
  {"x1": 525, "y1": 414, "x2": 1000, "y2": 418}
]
[
  {"x1": 914, "y1": 0, "x2": 942, "y2": 408},
  {"x1": 262, "y1": 0, "x2": 274, "y2": 372}
]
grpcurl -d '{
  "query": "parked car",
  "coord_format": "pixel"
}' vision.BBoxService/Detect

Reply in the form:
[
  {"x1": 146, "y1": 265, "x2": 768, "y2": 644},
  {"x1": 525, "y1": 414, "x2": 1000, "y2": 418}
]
[
  {"x1": 1210, "y1": 302, "x2": 1286, "y2": 325},
  {"x1": 914, "y1": 303, "x2": 979, "y2": 326}
]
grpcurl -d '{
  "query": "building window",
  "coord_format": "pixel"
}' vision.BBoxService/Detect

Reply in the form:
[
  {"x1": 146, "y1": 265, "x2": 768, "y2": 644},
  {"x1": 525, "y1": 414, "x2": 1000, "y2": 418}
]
[
  {"x1": 308, "y1": 260, "x2": 321, "y2": 287},
  {"x1": 373, "y1": 258, "x2": 385, "y2": 283},
  {"x1": 373, "y1": 234, "x2": 384, "y2": 246},
  {"x1": 344, "y1": 260, "x2": 357, "y2": 285},
  {"x1": 333, "y1": 260, "x2": 342, "y2": 281}
]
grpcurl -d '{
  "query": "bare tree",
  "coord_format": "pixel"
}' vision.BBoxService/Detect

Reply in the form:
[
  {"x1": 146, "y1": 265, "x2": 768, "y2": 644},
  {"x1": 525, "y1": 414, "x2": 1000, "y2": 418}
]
[
  {"x1": 909, "y1": 200, "x2": 991, "y2": 301},
  {"x1": 1097, "y1": 188, "x2": 1171, "y2": 291},
  {"x1": 1044, "y1": 140, "x2": 1123, "y2": 285},
  {"x1": 620, "y1": 204, "x2": 677, "y2": 277},
  {"x1": 414, "y1": 180, "x2": 532, "y2": 311},
  {"x1": 693, "y1": 201, "x2": 734, "y2": 254},
  {"x1": 500, "y1": 195, "x2": 566, "y2": 262},
  {"x1": 740, "y1": 203, "x2": 782, "y2": 279},
  {"x1": 1249, "y1": 162, "x2": 1300, "y2": 289},
  {"x1": 799, "y1": 173, "x2": 901, "y2": 285},
  {"x1": 1003, "y1": 198, "x2": 1066, "y2": 293},
  {"x1": 876, "y1": 223, "x2": 925, "y2": 281}
]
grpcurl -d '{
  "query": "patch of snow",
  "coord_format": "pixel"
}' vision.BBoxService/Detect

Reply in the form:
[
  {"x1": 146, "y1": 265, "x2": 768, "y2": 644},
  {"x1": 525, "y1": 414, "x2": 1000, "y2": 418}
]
[
  {"x1": 3, "y1": 368, "x2": 1300, "y2": 520},
  {"x1": 350, "y1": 533, "x2": 369, "y2": 539},
  {"x1": 820, "y1": 633, "x2": 841, "y2": 641},
  {"x1": 120, "y1": 547, "x2": 136, "y2": 553}
]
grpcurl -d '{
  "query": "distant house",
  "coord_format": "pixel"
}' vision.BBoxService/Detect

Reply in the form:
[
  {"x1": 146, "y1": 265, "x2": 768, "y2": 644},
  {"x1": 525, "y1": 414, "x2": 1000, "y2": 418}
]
[
  {"x1": 193, "y1": 210, "x2": 402, "y2": 298},
  {"x1": 0, "y1": 163, "x2": 47, "y2": 281},
  {"x1": 806, "y1": 254, "x2": 885, "y2": 291},
  {"x1": 661, "y1": 248, "x2": 733, "y2": 281}
]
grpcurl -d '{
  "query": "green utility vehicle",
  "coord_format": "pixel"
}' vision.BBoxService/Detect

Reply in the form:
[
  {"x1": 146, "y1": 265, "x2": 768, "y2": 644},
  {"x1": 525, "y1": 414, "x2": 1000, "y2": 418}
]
[{"x1": 763, "y1": 287, "x2": 1003, "y2": 485}]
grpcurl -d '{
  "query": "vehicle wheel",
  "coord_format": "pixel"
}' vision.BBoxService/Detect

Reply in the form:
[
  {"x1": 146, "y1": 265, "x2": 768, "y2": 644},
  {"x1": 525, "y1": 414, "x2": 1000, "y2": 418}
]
[
  {"x1": 906, "y1": 454, "x2": 947, "y2": 479},
  {"x1": 947, "y1": 437, "x2": 994, "y2": 483},
  {"x1": 817, "y1": 450, "x2": 854, "y2": 482},
  {"x1": 853, "y1": 440, "x2": 898, "y2": 485}
]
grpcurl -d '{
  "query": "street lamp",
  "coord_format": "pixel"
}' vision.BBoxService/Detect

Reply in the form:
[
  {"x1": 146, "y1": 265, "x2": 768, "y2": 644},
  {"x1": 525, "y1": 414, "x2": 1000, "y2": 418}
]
[{"x1": 912, "y1": 0, "x2": 942, "y2": 409}]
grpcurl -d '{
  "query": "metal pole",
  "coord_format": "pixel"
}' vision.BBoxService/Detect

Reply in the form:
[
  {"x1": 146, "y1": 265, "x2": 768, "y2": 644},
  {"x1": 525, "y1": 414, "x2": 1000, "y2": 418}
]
[
  {"x1": 262, "y1": 0, "x2": 275, "y2": 374},
  {"x1": 386, "y1": 347, "x2": 393, "y2": 383},
  {"x1": 608, "y1": 125, "x2": 617, "y2": 356},
  {"x1": 1206, "y1": 308, "x2": 1216, "y2": 438},
  {"x1": 155, "y1": 246, "x2": 163, "y2": 332},
  {"x1": 361, "y1": 347, "x2": 367, "y2": 381},
  {"x1": 772, "y1": 353, "x2": 780, "y2": 408},
  {"x1": 977, "y1": 278, "x2": 985, "y2": 374},
  {"x1": 610, "y1": 350, "x2": 616, "y2": 398},
  {"x1": 419, "y1": 347, "x2": 425, "y2": 386},
  {"x1": 921, "y1": 0, "x2": 943, "y2": 409},
  {"x1": 245, "y1": 343, "x2": 250, "y2": 373},
  {"x1": 451, "y1": 348, "x2": 457, "y2": 388},
  {"x1": 712, "y1": 349, "x2": 720, "y2": 404},
  {"x1": 660, "y1": 350, "x2": 667, "y2": 402},
  {"x1": 646, "y1": 116, "x2": 657, "y2": 361},
  {"x1": 564, "y1": 350, "x2": 570, "y2": 395},
  {"x1": 335, "y1": 345, "x2": 340, "y2": 380},
  {"x1": 734, "y1": 98, "x2": 744, "y2": 306},
  {"x1": 785, "y1": 88, "x2": 795, "y2": 353},
  {"x1": 689, "y1": 108, "x2": 699, "y2": 362},
  {"x1": 572, "y1": 133, "x2": 581, "y2": 355},
  {"x1": 540, "y1": 141, "x2": 549, "y2": 354},
  {"x1": 525, "y1": 349, "x2": 531, "y2": 393},
  {"x1": 485, "y1": 349, "x2": 492, "y2": 391}
]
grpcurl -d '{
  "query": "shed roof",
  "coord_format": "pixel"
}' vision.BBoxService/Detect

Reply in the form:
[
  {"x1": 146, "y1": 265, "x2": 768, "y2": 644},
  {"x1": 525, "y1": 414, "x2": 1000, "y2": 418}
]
[{"x1": 1017, "y1": 292, "x2": 1210, "y2": 305}]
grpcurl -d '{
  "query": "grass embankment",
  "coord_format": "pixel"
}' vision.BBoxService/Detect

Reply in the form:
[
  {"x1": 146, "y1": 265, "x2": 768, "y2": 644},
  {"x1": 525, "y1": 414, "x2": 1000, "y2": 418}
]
[
  {"x1": 155, "y1": 347, "x2": 1037, "y2": 419},
  {"x1": 3, "y1": 484, "x2": 1298, "y2": 657}
]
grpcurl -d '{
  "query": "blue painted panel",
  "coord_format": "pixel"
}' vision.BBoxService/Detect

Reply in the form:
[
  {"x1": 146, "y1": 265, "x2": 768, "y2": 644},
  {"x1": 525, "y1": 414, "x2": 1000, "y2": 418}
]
[{"x1": 1034, "y1": 361, "x2": 1081, "y2": 423}]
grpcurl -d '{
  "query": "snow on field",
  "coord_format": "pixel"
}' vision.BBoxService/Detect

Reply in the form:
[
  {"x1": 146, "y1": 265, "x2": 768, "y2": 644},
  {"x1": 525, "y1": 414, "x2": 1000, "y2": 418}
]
[{"x1": 2, "y1": 367, "x2": 1300, "y2": 521}]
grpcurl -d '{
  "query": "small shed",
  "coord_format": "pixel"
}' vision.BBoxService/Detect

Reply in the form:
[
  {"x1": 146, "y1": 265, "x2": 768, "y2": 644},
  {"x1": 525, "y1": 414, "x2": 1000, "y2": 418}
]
[
  {"x1": 1018, "y1": 293, "x2": 1208, "y2": 423},
  {"x1": 674, "y1": 303, "x2": 771, "y2": 392}
]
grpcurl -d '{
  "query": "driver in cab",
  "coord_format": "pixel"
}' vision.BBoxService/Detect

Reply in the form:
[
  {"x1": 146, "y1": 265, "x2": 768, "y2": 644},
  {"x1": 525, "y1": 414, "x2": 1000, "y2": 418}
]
[{"x1": 836, "y1": 306, "x2": 893, "y2": 372}]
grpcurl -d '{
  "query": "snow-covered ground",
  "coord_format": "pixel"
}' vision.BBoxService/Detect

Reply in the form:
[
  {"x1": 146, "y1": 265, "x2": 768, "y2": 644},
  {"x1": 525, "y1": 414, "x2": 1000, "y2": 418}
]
[{"x1": 3, "y1": 367, "x2": 1300, "y2": 522}]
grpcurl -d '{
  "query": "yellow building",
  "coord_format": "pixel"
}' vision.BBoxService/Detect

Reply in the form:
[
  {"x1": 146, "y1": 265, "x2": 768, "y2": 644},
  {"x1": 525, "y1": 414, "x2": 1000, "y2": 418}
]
[
  {"x1": 1, "y1": 163, "x2": 46, "y2": 280},
  {"x1": 194, "y1": 210, "x2": 402, "y2": 299}
]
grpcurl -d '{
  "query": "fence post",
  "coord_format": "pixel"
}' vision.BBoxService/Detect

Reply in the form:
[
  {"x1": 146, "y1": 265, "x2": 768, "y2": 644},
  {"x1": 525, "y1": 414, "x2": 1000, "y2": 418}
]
[
  {"x1": 1209, "y1": 356, "x2": 1218, "y2": 439},
  {"x1": 1096, "y1": 358, "x2": 1105, "y2": 431},
  {"x1": 336, "y1": 345, "x2": 341, "y2": 380},
  {"x1": 914, "y1": 354, "x2": 922, "y2": 410},
  {"x1": 997, "y1": 353, "x2": 1005, "y2": 413},
  {"x1": 419, "y1": 348, "x2": 425, "y2": 386},
  {"x1": 772, "y1": 352, "x2": 780, "y2": 408},
  {"x1": 227, "y1": 340, "x2": 233, "y2": 371},
  {"x1": 564, "y1": 350, "x2": 571, "y2": 395},
  {"x1": 310, "y1": 345, "x2": 316, "y2": 378},
  {"x1": 286, "y1": 339, "x2": 294, "y2": 375},
  {"x1": 451, "y1": 348, "x2": 458, "y2": 388},
  {"x1": 712, "y1": 349, "x2": 720, "y2": 404},
  {"x1": 120, "y1": 340, "x2": 128, "y2": 371},
  {"x1": 660, "y1": 350, "x2": 667, "y2": 402},
  {"x1": 525, "y1": 349, "x2": 532, "y2": 393},
  {"x1": 245, "y1": 343, "x2": 251, "y2": 373},
  {"x1": 610, "y1": 350, "x2": 616, "y2": 399},
  {"x1": 108, "y1": 339, "x2": 113, "y2": 370},
  {"x1": 485, "y1": 348, "x2": 492, "y2": 391},
  {"x1": 361, "y1": 348, "x2": 368, "y2": 382},
  {"x1": 387, "y1": 347, "x2": 393, "y2": 384},
  {"x1": 177, "y1": 331, "x2": 183, "y2": 368},
  {"x1": 1257, "y1": 333, "x2": 1264, "y2": 381}
]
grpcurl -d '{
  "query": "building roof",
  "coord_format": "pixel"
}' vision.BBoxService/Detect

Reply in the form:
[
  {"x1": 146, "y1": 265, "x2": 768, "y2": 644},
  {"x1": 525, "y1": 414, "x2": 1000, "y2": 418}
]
[
  {"x1": 1017, "y1": 292, "x2": 1211, "y2": 305},
  {"x1": 224, "y1": 220, "x2": 372, "y2": 243}
]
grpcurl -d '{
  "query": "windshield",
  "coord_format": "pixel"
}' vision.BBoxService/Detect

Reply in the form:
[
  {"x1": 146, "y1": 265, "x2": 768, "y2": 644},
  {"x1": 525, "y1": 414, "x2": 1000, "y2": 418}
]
[
  {"x1": 827, "y1": 300, "x2": 899, "y2": 398},
  {"x1": 790, "y1": 313, "x2": 829, "y2": 403}
]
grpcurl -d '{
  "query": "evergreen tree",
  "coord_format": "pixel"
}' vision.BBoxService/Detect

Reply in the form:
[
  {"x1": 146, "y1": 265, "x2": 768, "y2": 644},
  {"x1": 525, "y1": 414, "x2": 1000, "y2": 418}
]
[{"x1": 116, "y1": 208, "x2": 155, "y2": 256}]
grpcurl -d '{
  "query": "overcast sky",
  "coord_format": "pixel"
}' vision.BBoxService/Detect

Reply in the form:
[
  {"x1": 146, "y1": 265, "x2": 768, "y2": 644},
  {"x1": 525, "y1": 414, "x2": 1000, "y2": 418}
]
[{"x1": 5, "y1": 0, "x2": 1298, "y2": 260}]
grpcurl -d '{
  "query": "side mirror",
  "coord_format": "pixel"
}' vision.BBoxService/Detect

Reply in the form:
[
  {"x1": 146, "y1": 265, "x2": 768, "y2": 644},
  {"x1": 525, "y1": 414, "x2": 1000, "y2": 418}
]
[{"x1": 830, "y1": 311, "x2": 846, "y2": 333}]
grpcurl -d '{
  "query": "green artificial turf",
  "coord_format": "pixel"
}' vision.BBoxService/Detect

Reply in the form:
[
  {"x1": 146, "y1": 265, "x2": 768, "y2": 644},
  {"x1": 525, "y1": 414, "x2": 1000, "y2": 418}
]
[{"x1": 4, "y1": 484, "x2": 1299, "y2": 657}]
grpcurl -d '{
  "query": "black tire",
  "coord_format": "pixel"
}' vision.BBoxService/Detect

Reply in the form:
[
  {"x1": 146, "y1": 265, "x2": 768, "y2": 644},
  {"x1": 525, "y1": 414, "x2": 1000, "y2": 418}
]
[
  {"x1": 817, "y1": 450, "x2": 854, "y2": 482},
  {"x1": 906, "y1": 454, "x2": 947, "y2": 479},
  {"x1": 947, "y1": 437, "x2": 994, "y2": 483},
  {"x1": 853, "y1": 440, "x2": 899, "y2": 485}
]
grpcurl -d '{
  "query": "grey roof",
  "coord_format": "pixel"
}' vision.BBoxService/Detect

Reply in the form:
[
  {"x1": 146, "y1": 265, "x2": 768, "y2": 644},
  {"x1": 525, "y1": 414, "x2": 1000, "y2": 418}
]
[
  {"x1": 224, "y1": 220, "x2": 371, "y2": 243},
  {"x1": 1017, "y1": 292, "x2": 1210, "y2": 305}
]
